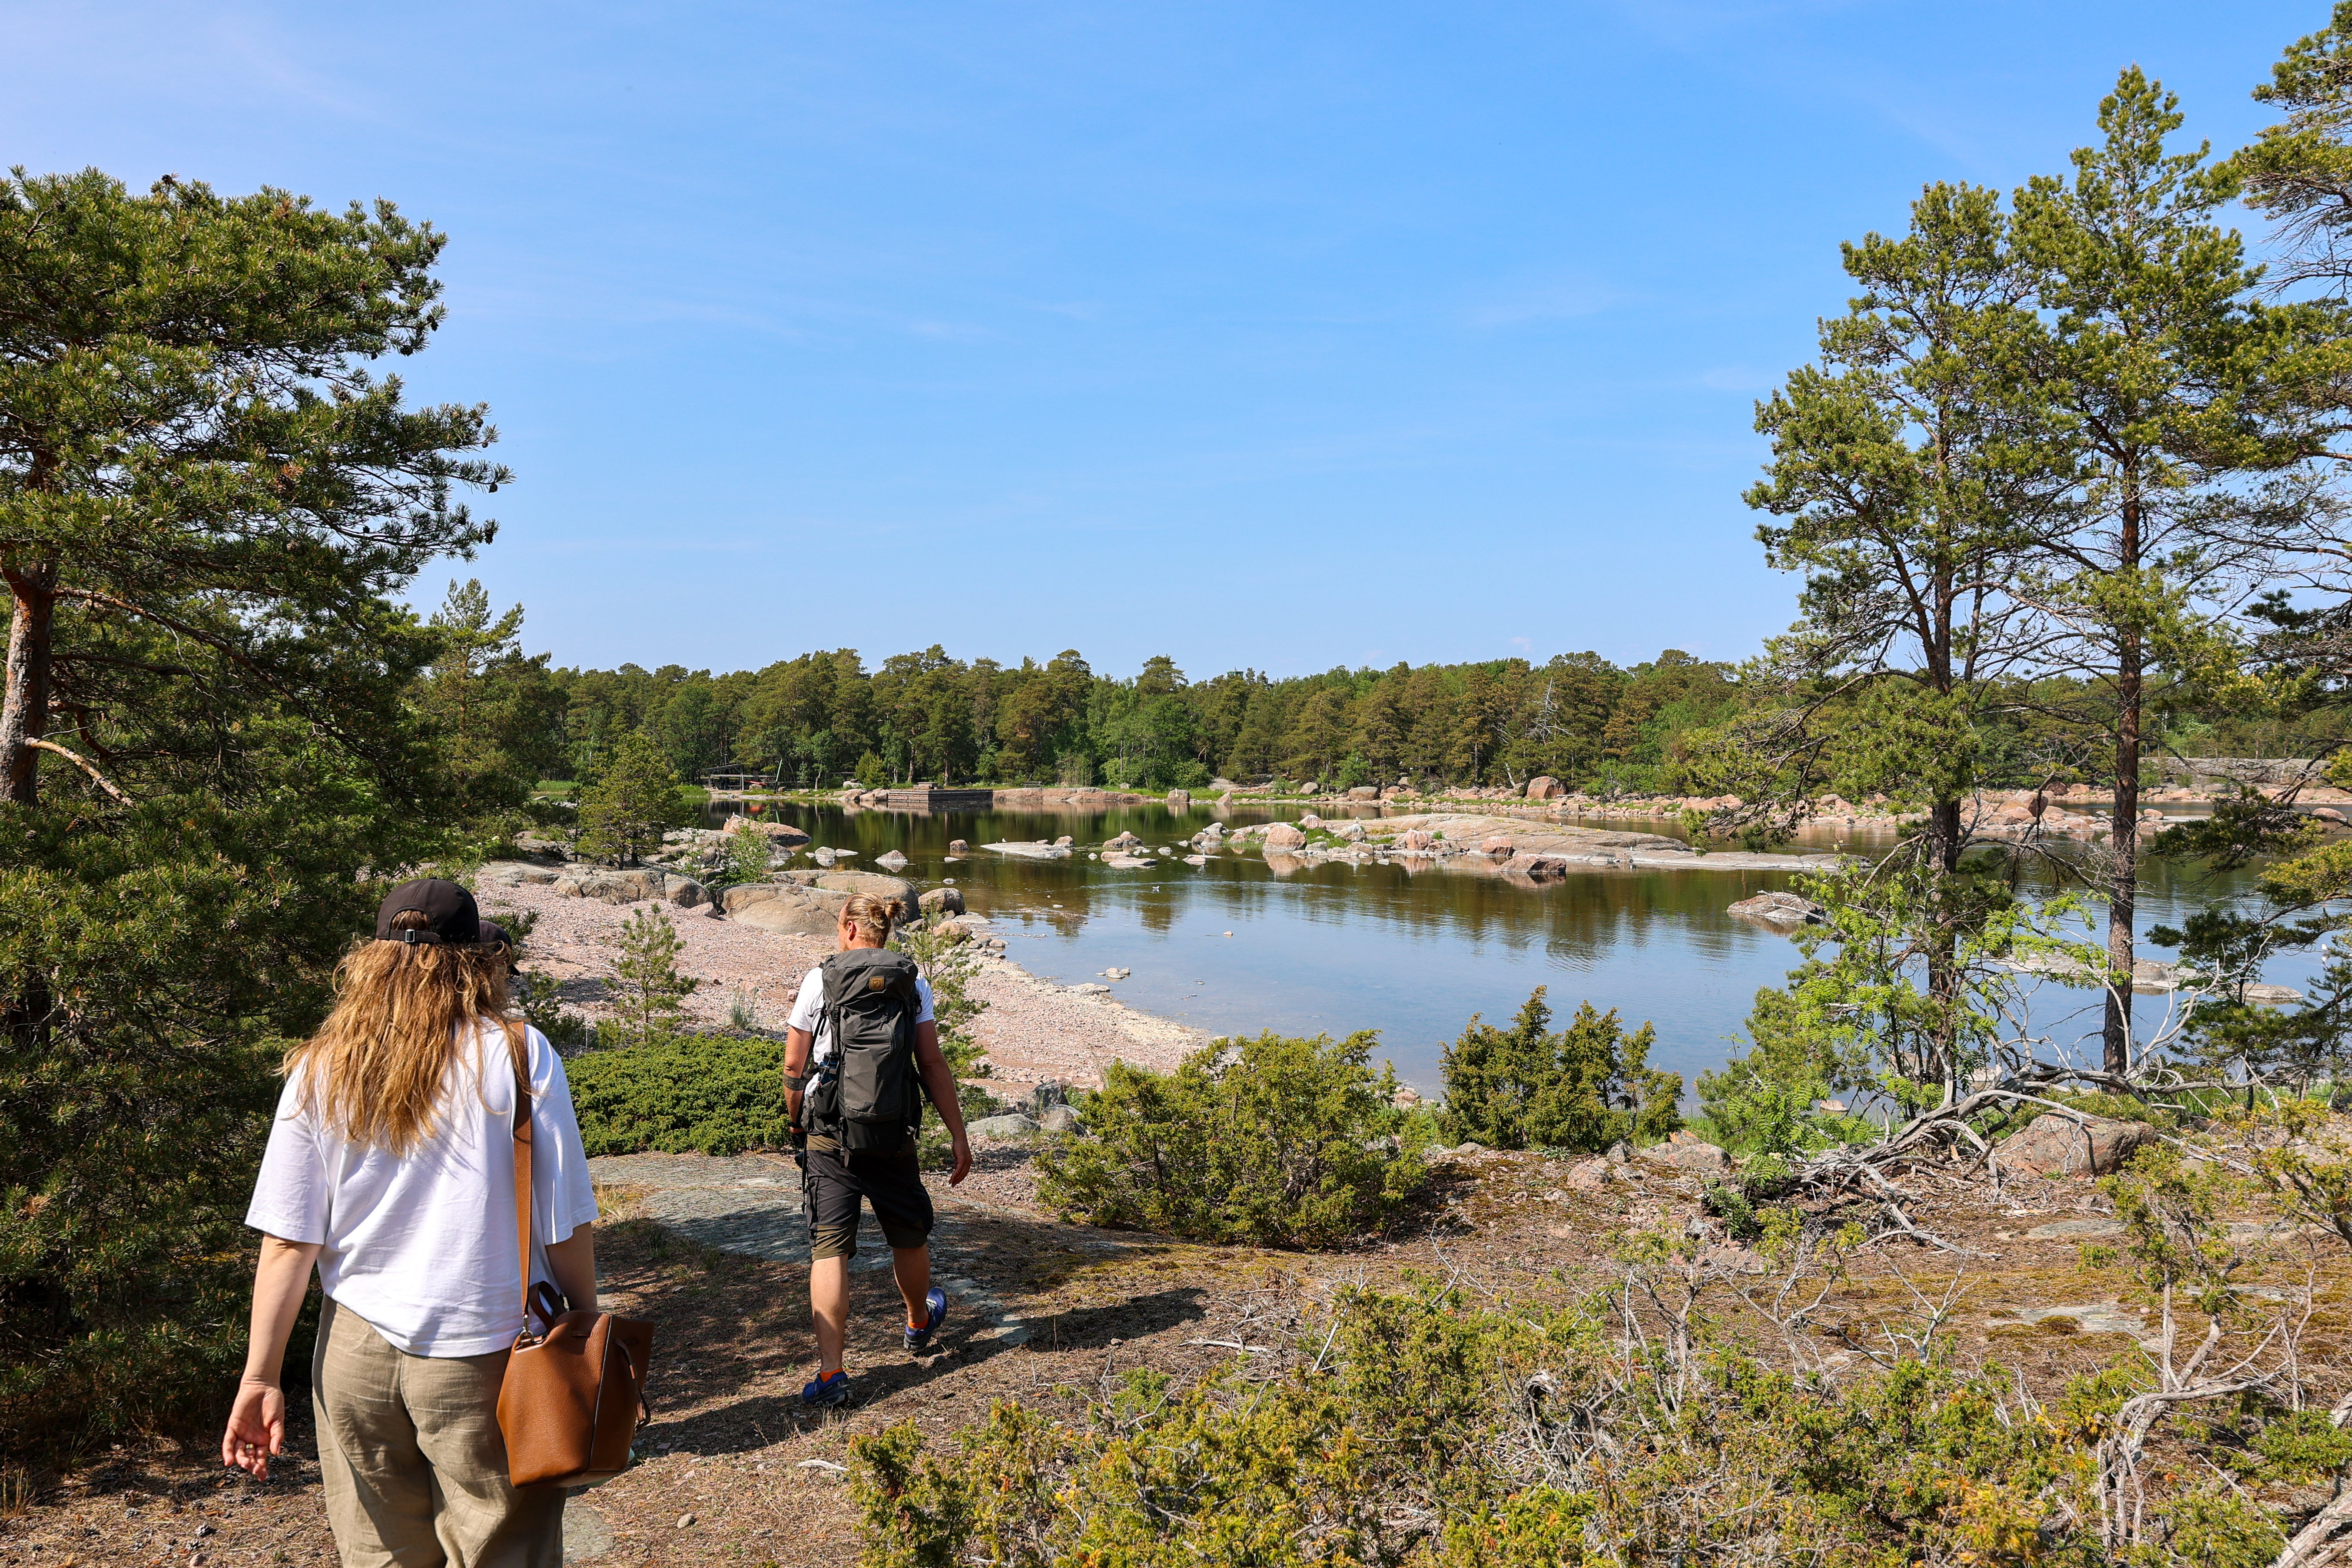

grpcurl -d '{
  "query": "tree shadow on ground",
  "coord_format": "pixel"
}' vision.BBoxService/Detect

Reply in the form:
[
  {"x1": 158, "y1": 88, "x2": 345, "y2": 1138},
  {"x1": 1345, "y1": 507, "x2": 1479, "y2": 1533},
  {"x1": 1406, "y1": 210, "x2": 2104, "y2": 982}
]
[{"x1": 597, "y1": 1204, "x2": 1203, "y2": 1461}]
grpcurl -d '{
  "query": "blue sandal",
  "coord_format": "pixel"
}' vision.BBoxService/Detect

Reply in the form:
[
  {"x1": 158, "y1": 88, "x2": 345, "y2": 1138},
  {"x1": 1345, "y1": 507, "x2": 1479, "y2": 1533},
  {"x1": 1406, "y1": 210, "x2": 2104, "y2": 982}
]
[{"x1": 904, "y1": 1287, "x2": 949, "y2": 1353}]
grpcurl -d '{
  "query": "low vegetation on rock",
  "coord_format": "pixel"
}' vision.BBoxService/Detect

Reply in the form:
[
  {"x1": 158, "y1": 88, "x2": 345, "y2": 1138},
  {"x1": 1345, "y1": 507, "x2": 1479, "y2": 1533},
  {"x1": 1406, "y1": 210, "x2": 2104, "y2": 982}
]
[
  {"x1": 1036, "y1": 1031, "x2": 1429, "y2": 1248},
  {"x1": 851, "y1": 1248, "x2": 2339, "y2": 1568}
]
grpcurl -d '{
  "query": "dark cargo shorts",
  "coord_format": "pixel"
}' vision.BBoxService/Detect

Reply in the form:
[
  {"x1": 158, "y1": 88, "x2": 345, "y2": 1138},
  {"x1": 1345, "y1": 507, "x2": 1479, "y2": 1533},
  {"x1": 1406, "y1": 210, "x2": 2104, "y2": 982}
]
[{"x1": 803, "y1": 1142, "x2": 934, "y2": 1261}]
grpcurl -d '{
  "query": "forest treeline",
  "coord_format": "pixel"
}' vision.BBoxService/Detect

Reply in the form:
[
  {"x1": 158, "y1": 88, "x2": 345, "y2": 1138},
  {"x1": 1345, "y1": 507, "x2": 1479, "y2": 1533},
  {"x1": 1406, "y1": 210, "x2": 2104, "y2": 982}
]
[
  {"x1": 535, "y1": 643, "x2": 1737, "y2": 793},
  {"x1": 443, "y1": 611, "x2": 2340, "y2": 800}
]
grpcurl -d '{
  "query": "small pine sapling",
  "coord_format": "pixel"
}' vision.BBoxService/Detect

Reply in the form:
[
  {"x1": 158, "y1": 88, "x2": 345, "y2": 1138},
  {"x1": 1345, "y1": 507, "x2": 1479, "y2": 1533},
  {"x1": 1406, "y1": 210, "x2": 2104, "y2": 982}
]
[
  {"x1": 892, "y1": 916, "x2": 990, "y2": 1079},
  {"x1": 606, "y1": 905, "x2": 699, "y2": 1048}
]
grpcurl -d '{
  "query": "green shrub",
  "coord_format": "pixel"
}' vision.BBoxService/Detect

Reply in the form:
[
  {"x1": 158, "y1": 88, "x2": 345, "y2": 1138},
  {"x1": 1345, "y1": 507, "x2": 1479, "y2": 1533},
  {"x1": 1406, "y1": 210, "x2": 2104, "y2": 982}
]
[
  {"x1": 1439, "y1": 987, "x2": 1682, "y2": 1151},
  {"x1": 849, "y1": 1279, "x2": 2305, "y2": 1568},
  {"x1": 1035, "y1": 1031, "x2": 1426, "y2": 1248},
  {"x1": 566, "y1": 1034, "x2": 791, "y2": 1155},
  {"x1": 1702, "y1": 1153, "x2": 1795, "y2": 1243},
  {"x1": 1696, "y1": 986, "x2": 1858, "y2": 1156},
  {"x1": 703, "y1": 826, "x2": 774, "y2": 891}
]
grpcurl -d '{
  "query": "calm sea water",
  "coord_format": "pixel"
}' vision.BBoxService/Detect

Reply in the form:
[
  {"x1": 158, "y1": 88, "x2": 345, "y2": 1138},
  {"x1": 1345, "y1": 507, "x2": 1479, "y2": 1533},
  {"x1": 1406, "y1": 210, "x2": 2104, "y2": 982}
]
[{"x1": 709, "y1": 800, "x2": 2296, "y2": 1096}]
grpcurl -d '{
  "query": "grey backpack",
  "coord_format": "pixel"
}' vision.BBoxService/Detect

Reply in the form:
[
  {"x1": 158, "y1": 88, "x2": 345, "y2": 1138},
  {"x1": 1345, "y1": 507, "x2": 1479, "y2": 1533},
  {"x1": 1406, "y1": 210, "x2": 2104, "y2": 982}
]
[{"x1": 804, "y1": 948, "x2": 925, "y2": 1151}]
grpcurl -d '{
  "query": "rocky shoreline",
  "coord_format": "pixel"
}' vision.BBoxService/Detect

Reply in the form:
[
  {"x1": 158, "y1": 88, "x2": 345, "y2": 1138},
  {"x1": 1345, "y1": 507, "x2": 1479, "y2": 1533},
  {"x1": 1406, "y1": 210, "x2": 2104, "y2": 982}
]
[
  {"x1": 471, "y1": 854, "x2": 1206, "y2": 1096},
  {"x1": 730, "y1": 770, "x2": 2352, "y2": 846}
]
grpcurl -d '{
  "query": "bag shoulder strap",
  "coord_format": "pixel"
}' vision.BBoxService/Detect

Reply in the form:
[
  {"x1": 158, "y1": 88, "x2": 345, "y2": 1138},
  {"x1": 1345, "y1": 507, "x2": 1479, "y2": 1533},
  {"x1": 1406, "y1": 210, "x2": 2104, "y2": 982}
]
[{"x1": 507, "y1": 1019, "x2": 534, "y2": 1332}]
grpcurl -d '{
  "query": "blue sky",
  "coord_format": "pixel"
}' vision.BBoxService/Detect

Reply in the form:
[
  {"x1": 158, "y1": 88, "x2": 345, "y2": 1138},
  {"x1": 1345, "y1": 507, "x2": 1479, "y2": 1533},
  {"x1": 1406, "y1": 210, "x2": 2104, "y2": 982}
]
[{"x1": 2, "y1": 2, "x2": 2327, "y2": 678}]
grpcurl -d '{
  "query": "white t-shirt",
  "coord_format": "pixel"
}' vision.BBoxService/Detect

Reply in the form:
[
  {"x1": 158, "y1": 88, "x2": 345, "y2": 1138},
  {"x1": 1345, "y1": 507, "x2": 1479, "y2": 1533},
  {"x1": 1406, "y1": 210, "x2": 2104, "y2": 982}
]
[
  {"x1": 245, "y1": 1023, "x2": 600, "y2": 1358},
  {"x1": 786, "y1": 965, "x2": 935, "y2": 1063}
]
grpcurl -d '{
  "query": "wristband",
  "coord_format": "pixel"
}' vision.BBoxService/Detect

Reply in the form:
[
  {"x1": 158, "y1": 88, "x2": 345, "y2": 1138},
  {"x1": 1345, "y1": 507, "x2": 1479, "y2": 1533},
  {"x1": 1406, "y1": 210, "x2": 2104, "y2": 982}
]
[{"x1": 784, "y1": 1073, "x2": 807, "y2": 1092}]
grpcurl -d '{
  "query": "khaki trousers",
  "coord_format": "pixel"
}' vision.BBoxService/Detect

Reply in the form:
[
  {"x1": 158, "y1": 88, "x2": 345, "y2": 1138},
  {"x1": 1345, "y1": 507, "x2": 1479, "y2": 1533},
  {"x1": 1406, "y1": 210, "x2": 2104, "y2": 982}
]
[{"x1": 311, "y1": 1296, "x2": 564, "y2": 1568}]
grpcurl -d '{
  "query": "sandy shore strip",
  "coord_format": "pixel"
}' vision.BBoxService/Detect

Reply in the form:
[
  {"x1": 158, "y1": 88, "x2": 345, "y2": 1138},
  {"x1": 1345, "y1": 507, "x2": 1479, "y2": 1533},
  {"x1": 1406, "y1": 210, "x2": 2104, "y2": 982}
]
[{"x1": 474, "y1": 876, "x2": 1208, "y2": 1092}]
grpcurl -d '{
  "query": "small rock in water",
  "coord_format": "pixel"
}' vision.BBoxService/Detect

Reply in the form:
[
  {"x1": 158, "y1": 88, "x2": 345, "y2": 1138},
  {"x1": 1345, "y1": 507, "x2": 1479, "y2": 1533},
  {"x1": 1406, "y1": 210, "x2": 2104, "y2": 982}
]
[
  {"x1": 876, "y1": 850, "x2": 909, "y2": 871},
  {"x1": 1101, "y1": 966, "x2": 1131, "y2": 980},
  {"x1": 1727, "y1": 892, "x2": 1825, "y2": 926},
  {"x1": 947, "y1": 839, "x2": 969, "y2": 854}
]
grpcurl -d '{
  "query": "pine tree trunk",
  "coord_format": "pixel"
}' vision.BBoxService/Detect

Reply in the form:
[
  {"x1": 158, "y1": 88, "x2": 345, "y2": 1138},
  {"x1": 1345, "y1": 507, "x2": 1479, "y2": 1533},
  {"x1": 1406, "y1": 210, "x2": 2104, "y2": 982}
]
[
  {"x1": 0, "y1": 563, "x2": 58, "y2": 1051},
  {"x1": 1925, "y1": 795, "x2": 1965, "y2": 1101},
  {"x1": 2105, "y1": 644, "x2": 2141, "y2": 1076},
  {"x1": 0, "y1": 563, "x2": 58, "y2": 807},
  {"x1": 2104, "y1": 475, "x2": 2143, "y2": 1077}
]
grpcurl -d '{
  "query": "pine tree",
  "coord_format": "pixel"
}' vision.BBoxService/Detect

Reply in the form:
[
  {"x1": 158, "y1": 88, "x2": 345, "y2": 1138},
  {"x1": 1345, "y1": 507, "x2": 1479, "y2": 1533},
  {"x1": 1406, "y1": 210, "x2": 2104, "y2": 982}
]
[
  {"x1": 0, "y1": 171, "x2": 506, "y2": 809},
  {"x1": 0, "y1": 169, "x2": 501, "y2": 1449},
  {"x1": 2010, "y1": 69, "x2": 2342, "y2": 1073},
  {"x1": 1715, "y1": 178, "x2": 2052, "y2": 1096},
  {"x1": 575, "y1": 730, "x2": 693, "y2": 865},
  {"x1": 606, "y1": 905, "x2": 698, "y2": 1048},
  {"x1": 418, "y1": 579, "x2": 567, "y2": 815}
]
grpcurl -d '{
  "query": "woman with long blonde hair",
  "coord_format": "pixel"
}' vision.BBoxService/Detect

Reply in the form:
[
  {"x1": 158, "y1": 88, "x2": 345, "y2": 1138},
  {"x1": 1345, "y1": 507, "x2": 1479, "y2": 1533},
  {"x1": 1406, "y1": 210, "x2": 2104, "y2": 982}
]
[{"x1": 224, "y1": 878, "x2": 599, "y2": 1568}]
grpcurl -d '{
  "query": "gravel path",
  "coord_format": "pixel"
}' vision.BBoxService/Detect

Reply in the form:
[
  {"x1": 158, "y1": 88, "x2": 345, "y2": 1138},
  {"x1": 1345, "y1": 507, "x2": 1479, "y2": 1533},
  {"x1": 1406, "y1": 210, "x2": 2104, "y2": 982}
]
[{"x1": 478, "y1": 877, "x2": 1208, "y2": 1092}]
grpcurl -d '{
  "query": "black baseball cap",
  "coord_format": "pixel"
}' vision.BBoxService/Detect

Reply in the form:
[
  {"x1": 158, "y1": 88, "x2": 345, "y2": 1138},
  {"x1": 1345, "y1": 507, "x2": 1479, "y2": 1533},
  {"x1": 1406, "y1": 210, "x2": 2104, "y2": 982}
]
[
  {"x1": 478, "y1": 920, "x2": 511, "y2": 953},
  {"x1": 375, "y1": 878, "x2": 484, "y2": 946}
]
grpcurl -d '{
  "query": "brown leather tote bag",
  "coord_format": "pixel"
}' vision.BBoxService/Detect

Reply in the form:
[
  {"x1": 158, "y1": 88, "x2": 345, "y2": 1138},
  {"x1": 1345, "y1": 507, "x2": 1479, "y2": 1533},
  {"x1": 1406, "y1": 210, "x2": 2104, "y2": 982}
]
[{"x1": 495, "y1": 1041, "x2": 654, "y2": 1488}]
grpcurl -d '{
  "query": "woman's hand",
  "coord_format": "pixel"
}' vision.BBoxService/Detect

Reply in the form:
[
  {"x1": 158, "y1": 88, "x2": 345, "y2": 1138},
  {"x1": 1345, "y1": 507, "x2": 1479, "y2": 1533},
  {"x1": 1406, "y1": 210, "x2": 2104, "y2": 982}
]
[
  {"x1": 222, "y1": 1377, "x2": 287, "y2": 1478},
  {"x1": 949, "y1": 1133, "x2": 972, "y2": 1186},
  {"x1": 224, "y1": 1233, "x2": 320, "y2": 1480}
]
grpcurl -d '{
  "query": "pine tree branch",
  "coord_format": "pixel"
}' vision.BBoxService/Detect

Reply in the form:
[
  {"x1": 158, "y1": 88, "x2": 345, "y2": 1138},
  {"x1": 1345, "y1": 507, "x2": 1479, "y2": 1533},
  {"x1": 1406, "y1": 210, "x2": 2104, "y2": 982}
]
[{"x1": 26, "y1": 739, "x2": 132, "y2": 805}]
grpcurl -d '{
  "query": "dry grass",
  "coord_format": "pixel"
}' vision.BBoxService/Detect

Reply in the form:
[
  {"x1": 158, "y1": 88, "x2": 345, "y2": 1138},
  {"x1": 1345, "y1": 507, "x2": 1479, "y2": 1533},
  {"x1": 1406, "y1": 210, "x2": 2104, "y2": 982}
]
[{"x1": 0, "y1": 1465, "x2": 35, "y2": 1521}]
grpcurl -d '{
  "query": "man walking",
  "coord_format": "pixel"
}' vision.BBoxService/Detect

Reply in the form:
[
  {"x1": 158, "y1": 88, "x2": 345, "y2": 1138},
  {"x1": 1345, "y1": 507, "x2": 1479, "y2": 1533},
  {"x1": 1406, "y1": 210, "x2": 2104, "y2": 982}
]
[{"x1": 783, "y1": 893, "x2": 972, "y2": 1407}]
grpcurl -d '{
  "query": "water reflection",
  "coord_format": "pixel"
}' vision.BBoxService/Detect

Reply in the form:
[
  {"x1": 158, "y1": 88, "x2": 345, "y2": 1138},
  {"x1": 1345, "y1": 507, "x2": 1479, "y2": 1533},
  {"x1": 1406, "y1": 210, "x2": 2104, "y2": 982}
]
[{"x1": 705, "y1": 800, "x2": 2296, "y2": 1095}]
